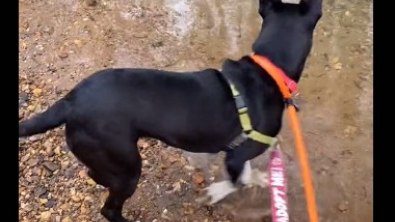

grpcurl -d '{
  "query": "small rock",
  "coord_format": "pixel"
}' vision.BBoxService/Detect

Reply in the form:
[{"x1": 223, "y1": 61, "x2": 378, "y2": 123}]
[
  {"x1": 331, "y1": 56, "x2": 340, "y2": 64},
  {"x1": 30, "y1": 176, "x2": 40, "y2": 182},
  {"x1": 80, "y1": 203, "x2": 91, "y2": 215},
  {"x1": 46, "y1": 199, "x2": 57, "y2": 208},
  {"x1": 151, "y1": 41, "x2": 164, "y2": 48},
  {"x1": 87, "y1": 178, "x2": 96, "y2": 186},
  {"x1": 26, "y1": 158, "x2": 39, "y2": 167},
  {"x1": 19, "y1": 111, "x2": 24, "y2": 120},
  {"x1": 40, "y1": 211, "x2": 52, "y2": 222},
  {"x1": 39, "y1": 198, "x2": 48, "y2": 205},
  {"x1": 184, "y1": 165, "x2": 195, "y2": 171},
  {"x1": 29, "y1": 135, "x2": 40, "y2": 141},
  {"x1": 43, "y1": 161, "x2": 60, "y2": 172},
  {"x1": 59, "y1": 203, "x2": 70, "y2": 210},
  {"x1": 334, "y1": 62, "x2": 343, "y2": 70},
  {"x1": 61, "y1": 216, "x2": 73, "y2": 222},
  {"x1": 61, "y1": 161, "x2": 70, "y2": 170},
  {"x1": 172, "y1": 181, "x2": 181, "y2": 193},
  {"x1": 133, "y1": 33, "x2": 148, "y2": 38},
  {"x1": 192, "y1": 173, "x2": 205, "y2": 185},
  {"x1": 43, "y1": 26, "x2": 54, "y2": 35},
  {"x1": 161, "y1": 209, "x2": 171, "y2": 220},
  {"x1": 168, "y1": 155, "x2": 178, "y2": 164},
  {"x1": 32, "y1": 88, "x2": 42, "y2": 96},
  {"x1": 58, "y1": 51, "x2": 69, "y2": 59},
  {"x1": 85, "y1": 0, "x2": 97, "y2": 7},
  {"x1": 54, "y1": 146, "x2": 62, "y2": 155},
  {"x1": 78, "y1": 170, "x2": 88, "y2": 178},
  {"x1": 73, "y1": 40, "x2": 83, "y2": 48},
  {"x1": 33, "y1": 186, "x2": 47, "y2": 197},
  {"x1": 343, "y1": 125, "x2": 357, "y2": 137},
  {"x1": 64, "y1": 168, "x2": 77, "y2": 178},
  {"x1": 43, "y1": 140, "x2": 52, "y2": 149},
  {"x1": 338, "y1": 201, "x2": 349, "y2": 213},
  {"x1": 19, "y1": 92, "x2": 29, "y2": 105},
  {"x1": 160, "y1": 163, "x2": 167, "y2": 170},
  {"x1": 142, "y1": 160, "x2": 150, "y2": 167},
  {"x1": 71, "y1": 195, "x2": 81, "y2": 203},
  {"x1": 27, "y1": 105, "x2": 36, "y2": 112},
  {"x1": 46, "y1": 149, "x2": 54, "y2": 157},
  {"x1": 138, "y1": 140, "x2": 150, "y2": 149}
]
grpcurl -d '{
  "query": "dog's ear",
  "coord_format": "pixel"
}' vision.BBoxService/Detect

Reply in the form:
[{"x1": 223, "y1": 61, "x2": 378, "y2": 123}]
[
  {"x1": 308, "y1": 0, "x2": 322, "y2": 16},
  {"x1": 258, "y1": 0, "x2": 272, "y2": 18},
  {"x1": 300, "y1": 0, "x2": 322, "y2": 19}
]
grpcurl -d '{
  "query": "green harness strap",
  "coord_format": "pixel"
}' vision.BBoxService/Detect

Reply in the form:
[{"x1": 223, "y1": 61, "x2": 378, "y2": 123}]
[{"x1": 228, "y1": 82, "x2": 278, "y2": 147}]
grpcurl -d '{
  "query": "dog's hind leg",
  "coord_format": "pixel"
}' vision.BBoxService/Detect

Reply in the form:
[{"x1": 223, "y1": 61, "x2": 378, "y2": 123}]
[
  {"x1": 100, "y1": 172, "x2": 141, "y2": 222},
  {"x1": 81, "y1": 143, "x2": 142, "y2": 222}
]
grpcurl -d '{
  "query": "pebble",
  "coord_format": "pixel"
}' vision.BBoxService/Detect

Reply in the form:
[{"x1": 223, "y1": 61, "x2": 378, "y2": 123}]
[
  {"x1": 58, "y1": 51, "x2": 69, "y2": 59},
  {"x1": 27, "y1": 104, "x2": 36, "y2": 112},
  {"x1": 338, "y1": 201, "x2": 349, "y2": 212},
  {"x1": 26, "y1": 158, "x2": 39, "y2": 167},
  {"x1": 33, "y1": 186, "x2": 47, "y2": 197},
  {"x1": 46, "y1": 199, "x2": 57, "y2": 208},
  {"x1": 43, "y1": 161, "x2": 60, "y2": 172},
  {"x1": 39, "y1": 211, "x2": 52, "y2": 222},
  {"x1": 192, "y1": 173, "x2": 205, "y2": 185},
  {"x1": 86, "y1": 179, "x2": 96, "y2": 186},
  {"x1": 61, "y1": 216, "x2": 73, "y2": 222},
  {"x1": 85, "y1": 0, "x2": 97, "y2": 7},
  {"x1": 32, "y1": 88, "x2": 42, "y2": 96},
  {"x1": 78, "y1": 170, "x2": 88, "y2": 178},
  {"x1": 59, "y1": 203, "x2": 70, "y2": 211},
  {"x1": 71, "y1": 195, "x2": 81, "y2": 203}
]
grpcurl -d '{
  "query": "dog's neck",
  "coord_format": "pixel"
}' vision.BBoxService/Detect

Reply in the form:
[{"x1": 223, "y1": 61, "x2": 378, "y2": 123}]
[
  {"x1": 252, "y1": 27, "x2": 313, "y2": 83},
  {"x1": 251, "y1": 49, "x2": 305, "y2": 83}
]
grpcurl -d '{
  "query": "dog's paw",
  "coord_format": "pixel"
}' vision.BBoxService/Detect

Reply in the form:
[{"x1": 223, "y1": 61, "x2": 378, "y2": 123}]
[
  {"x1": 197, "y1": 181, "x2": 237, "y2": 205},
  {"x1": 249, "y1": 169, "x2": 269, "y2": 188},
  {"x1": 239, "y1": 161, "x2": 269, "y2": 188}
]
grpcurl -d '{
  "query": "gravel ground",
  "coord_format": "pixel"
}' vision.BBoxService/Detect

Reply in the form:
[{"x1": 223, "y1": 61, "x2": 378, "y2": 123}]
[{"x1": 19, "y1": 0, "x2": 373, "y2": 221}]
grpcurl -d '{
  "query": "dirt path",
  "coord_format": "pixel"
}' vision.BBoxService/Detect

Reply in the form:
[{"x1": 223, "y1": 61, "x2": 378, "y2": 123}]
[{"x1": 19, "y1": 0, "x2": 373, "y2": 221}]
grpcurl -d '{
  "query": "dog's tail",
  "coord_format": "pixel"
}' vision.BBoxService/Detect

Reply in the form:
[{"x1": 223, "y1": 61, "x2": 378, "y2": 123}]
[{"x1": 19, "y1": 98, "x2": 72, "y2": 137}]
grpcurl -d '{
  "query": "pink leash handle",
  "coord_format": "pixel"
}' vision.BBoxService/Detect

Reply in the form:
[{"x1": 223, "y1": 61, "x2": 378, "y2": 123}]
[{"x1": 269, "y1": 145, "x2": 290, "y2": 222}]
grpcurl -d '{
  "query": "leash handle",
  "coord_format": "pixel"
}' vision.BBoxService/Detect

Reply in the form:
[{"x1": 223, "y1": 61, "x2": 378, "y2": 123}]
[{"x1": 269, "y1": 145, "x2": 289, "y2": 222}]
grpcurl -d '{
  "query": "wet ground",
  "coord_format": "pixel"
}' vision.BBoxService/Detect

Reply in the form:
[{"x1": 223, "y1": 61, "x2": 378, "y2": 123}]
[{"x1": 19, "y1": 0, "x2": 373, "y2": 221}]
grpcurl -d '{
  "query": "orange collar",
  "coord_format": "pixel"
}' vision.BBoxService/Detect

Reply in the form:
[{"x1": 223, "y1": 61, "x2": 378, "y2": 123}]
[{"x1": 249, "y1": 54, "x2": 298, "y2": 99}]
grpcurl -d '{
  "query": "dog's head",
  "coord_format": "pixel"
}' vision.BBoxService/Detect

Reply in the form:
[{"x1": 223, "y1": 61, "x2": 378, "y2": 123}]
[
  {"x1": 258, "y1": 0, "x2": 322, "y2": 27},
  {"x1": 252, "y1": 0, "x2": 322, "y2": 81}
]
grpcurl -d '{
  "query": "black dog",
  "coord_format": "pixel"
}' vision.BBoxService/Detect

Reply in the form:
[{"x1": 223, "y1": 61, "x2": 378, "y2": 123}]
[{"x1": 19, "y1": 0, "x2": 322, "y2": 221}]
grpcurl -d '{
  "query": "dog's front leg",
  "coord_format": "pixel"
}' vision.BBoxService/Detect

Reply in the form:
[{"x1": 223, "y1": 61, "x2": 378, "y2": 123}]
[
  {"x1": 225, "y1": 149, "x2": 269, "y2": 188},
  {"x1": 199, "y1": 146, "x2": 269, "y2": 205}
]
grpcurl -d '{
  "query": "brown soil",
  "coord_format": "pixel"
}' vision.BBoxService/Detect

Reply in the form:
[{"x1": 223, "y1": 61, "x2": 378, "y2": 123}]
[{"x1": 19, "y1": 0, "x2": 373, "y2": 222}]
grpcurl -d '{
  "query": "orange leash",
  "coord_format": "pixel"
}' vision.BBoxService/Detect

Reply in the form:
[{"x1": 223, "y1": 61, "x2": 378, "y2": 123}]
[{"x1": 250, "y1": 54, "x2": 319, "y2": 222}]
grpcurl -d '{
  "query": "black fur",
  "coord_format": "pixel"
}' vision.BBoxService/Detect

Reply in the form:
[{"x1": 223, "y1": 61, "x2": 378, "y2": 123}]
[{"x1": 19, "y1": 0, "x2": 322, "y2": 221}]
